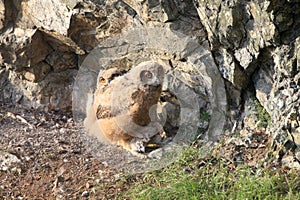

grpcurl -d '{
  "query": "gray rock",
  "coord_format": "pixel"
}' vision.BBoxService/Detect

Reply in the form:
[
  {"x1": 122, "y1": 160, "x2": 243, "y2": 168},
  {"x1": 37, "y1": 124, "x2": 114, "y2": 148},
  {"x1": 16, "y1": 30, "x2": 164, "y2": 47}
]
[
  {"x1": 0, "y1": 0, "x2": 5, "y2": 30},
  {"x1": 253, "y1": 37, "x2": 300, "y2": 163},
  {"x1": 0, "y1": 151, "x2": 21, "y2": 172},
  {"x1": 123, "y1": 0, "x2": 179, "y2": 22},
  {"x1": 81, "y1": 191, "x2": 89, "y2": 197},
  {"x1": 282, "y1": 156, "x2": 300, "y2": 170},
  {"x1": 24, "y1": 62, "x2": 51, "y2": 82},
  {"x1": 0, "y1": 0, "x2": 299, "y2": 169},
  {"x1": 17, "y1": 0, "x2": 72, "y2": 35},
  {"x1": 61, "y1": 0, "x2": 82, "y2": 9},
  {"x1": 46, "y1": 51, "x2": 77, "y2": 72},
  {"x1": 2, "y1": 69, "x2": 77, "y2": 111}
]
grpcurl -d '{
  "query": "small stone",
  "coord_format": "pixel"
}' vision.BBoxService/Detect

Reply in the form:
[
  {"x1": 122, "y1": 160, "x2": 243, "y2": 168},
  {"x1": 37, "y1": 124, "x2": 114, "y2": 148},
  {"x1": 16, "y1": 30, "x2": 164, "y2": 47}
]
[
  {"x1": 114, "y1": 173, "x2": 121, "y2": 180},
  {"x1": 72, "y1": 149, "x2": 81, "y2": 154},
  {"x1": 0, "y1": 151, "x2": 21, "y2": 171},
  {"x1": 101, "y1": 161, "x2": 108, "y2": 167},
  {"x1": 24, "y1": 62, "x2": 51, "y2": 82},
  {"x1": 95, "y1": 179, "x2": 100, "y2": 184},
  {"x1": 81, "y1": 191, "x2": 89, "y2": 197},
  {"x1": 281, "y1": 156, "x2": 300, "y2": 170},
  {"x1": 240, "y1": 129, "x2": 251, "y2": 137},
  {"x1": 289, "y1": 161, "x2": 300, "y2": 170},
  {"x1": 59, "y1": 128, "x2": 67, "y2": 134}
]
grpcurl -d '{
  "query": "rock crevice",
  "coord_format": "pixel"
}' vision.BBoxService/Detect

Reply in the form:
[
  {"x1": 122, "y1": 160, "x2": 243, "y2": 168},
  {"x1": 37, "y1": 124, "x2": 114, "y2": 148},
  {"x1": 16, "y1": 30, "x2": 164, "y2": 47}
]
[{"x1": 0, "y1": 0, "x2": 299, "y2": 167}]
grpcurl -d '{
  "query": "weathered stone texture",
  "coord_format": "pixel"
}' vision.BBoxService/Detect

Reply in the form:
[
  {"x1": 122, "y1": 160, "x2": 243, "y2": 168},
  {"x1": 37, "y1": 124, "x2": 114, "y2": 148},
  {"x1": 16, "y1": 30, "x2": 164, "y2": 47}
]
[
  {"x1": 194, "y1": 0, "x2": 298, "y2": 98},
  {"x1": 253, "y1": 38, "x2": 300, "y2": 164},
  {"x1": 0, "y1": 0, "x2": 299, "y2": 166},
  {"x1": 0, "y1": 0, "x2": 5, "y2": 30},
  {"x1": 17, "y1": 0, "x2": 72, "y2": 34},
  {"x1": 0, "y1": 0, "x2": 131, "y2": 111}
]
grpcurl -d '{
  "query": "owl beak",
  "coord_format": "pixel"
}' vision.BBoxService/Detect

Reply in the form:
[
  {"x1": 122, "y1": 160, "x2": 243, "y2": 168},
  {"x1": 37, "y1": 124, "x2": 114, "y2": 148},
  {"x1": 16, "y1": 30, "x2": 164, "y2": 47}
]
[
  {"x1": 147, "y1": 83, "x2": 162, "y2": 91},
  {"x1": 152, "y1": 77, "x2": 162, "y2": 86},
  {"x1": 146, "y1": 77, "x2": 162, "y2": 87},
  {"x1": 103, "y1": 79, "x2": 113, "y2": 86}
]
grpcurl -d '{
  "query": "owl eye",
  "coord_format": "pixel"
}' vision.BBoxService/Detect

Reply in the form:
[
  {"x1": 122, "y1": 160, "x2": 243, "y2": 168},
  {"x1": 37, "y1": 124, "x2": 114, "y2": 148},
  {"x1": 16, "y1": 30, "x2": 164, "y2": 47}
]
[
  {"x1": 100, "y1": 77, "x2": 106, "y2": 83},
  {"x1": 144, "y1": 71, "x2": 153, "y2": 79},
  {"x1": 140, "y1": 70, "x2": 155, "y2": 84}
]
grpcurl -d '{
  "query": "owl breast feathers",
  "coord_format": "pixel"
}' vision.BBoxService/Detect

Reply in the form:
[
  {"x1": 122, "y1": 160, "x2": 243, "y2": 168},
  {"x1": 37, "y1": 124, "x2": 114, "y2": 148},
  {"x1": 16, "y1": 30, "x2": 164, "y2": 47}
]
[{"x1": 86, "y1": 61, "x2": 166, "y2": 156}]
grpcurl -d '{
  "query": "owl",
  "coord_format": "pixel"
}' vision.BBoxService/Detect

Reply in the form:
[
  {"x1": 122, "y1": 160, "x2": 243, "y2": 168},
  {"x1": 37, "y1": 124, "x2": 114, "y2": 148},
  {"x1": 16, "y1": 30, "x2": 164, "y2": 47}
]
[{"x1": 85, "y1": 61, "x2": 166, "y2": 157}]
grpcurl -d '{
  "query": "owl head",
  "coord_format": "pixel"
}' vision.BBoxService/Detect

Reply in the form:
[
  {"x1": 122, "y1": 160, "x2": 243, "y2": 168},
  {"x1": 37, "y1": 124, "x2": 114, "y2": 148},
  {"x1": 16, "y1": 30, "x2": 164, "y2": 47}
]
[
  {"x1": 96, "y1": 67, "x2": 123, "y2": 89},
  {"x1": 135, "y1": 61, "x2": 165, "y2": 87}
]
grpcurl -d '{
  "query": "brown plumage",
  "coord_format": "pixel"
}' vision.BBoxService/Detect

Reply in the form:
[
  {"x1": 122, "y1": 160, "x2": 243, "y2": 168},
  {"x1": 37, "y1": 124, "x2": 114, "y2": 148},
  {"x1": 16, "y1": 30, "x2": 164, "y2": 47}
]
[{"x1": 85, "y1": 61, "x2": 165, "y2": 156}]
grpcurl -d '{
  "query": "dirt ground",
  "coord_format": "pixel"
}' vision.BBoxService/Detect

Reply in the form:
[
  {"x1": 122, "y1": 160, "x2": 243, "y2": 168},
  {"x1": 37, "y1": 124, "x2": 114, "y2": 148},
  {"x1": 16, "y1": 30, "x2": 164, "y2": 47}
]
[
  {"x1": 0, "y1": 103, "x2": 131, "y2": 199},
  {"x1": 0, "y1": 102, "x2": 274, "y2": 199}
]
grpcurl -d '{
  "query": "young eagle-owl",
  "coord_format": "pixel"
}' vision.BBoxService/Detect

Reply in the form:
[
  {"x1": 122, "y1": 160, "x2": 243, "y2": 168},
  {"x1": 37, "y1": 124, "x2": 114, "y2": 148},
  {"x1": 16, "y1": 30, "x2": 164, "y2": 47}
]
[{"x1": 86, "y1": 61, "x2": 165, "y2": 156}]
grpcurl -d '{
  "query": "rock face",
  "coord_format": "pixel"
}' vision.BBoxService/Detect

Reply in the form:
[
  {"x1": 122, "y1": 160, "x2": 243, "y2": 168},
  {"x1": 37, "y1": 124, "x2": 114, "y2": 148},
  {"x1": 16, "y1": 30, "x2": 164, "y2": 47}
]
[
  {"x1": 0, "y1": 0, "x2": 299, "y2": 166},
  {"x1": 253, "y1": 38, "x2": 300, "y2": 163},
  {"x1": 194, "y1": 0, "x2": 300, "y2": 167},
  {"x1": 0, "y1": 0, "x2": 130, "y2": 111}
]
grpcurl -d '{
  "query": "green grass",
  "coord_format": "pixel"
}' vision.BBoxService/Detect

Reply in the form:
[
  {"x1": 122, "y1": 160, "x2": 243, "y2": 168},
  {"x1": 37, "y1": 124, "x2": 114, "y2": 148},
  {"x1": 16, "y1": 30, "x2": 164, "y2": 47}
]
[
  {"x1": 200, "y1": 111, "x2": 211, "y2": 122},
  {"x1": 122, "y1": 148, "x2": 300, "y2": 200},
  {"x1": 253, "y1": 97, "x2": 271, "y2": 128}
]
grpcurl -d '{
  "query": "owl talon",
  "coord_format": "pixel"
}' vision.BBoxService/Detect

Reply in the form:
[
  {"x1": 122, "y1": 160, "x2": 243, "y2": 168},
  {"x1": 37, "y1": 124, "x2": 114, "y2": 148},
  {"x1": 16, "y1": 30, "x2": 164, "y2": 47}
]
[
  {"x1": 129, "y1": 139, "x2": 148, "y2": 158},
  {"x1": 130, "y1": 139, "x2": 145, "y2": 153},
  {"x1": 160, "y1": 130, "x2": 167, "y2": 139}
]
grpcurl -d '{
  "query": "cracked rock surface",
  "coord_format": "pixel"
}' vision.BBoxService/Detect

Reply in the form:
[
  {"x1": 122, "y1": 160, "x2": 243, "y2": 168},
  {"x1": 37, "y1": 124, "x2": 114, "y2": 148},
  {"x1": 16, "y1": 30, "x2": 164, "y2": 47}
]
[{"x1": 0, "y1": 0, "x2": 299, "y2": 182}]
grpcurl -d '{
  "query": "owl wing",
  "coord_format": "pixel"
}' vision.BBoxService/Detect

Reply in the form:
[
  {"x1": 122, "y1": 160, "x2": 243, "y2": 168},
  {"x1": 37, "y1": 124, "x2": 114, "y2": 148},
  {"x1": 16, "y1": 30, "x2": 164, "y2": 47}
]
[
  {"x1": 95, "y1": 87, "x2": 133, "y2": 120},
  {"x1": 96, "y1": 105, "x2": 113, "y2": 119}
]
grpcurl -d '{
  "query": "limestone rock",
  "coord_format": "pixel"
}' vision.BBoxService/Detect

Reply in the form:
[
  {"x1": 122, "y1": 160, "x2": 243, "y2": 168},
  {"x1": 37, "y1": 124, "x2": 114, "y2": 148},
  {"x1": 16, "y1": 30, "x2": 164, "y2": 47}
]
[
  {"x1": 0, "y1": 0, "x2": 5, "y2": 30},
  {"x1": 282, "y1": 156, "x2": 300, "y2": 170},
  {"x1": 0, "y1": 151, "x2": 21, "y2": 172},
  {"x1": 0, "y1": 0, "x2": 133, "y2": 111},
  {"x1": 193, "y1": 0, "x2": 278, "y2": 86},
  {"x1": 68, "y1": 1, "x2": 133, "y2": 52},
  {"x1": 214, "y1": 47, "x2": 247, "y2": 88},
  {"x1": 0, "y1": 28, "x2": 53, "y2": 70},
  {"x1": 3, "y1": 69, "x2": 77, "y2": 111},
  {"x1": 123, "y1": 0, "x2": 179, "y2": 22},
  {"x1": 61, "y1": 0, "x2": 82, "y2": 9},
  {"x1": 46, "y1": 51, "x2": 77, "y2": 72},
  {"x1": 17, "y1": 0, "x2": 72, "y2": 35},
  {"x1": 253, "y1": 37, "x2": 300, "y2": 161},
  {"x1": 24, "y1": 62, "x2": 51, "y2": 82},
  {"x1": 0, "y1": 0, "x2": 299, "y2": 167},
  {"x1": 40, "y1": 29, "x2": 85, "y2": 55}
]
